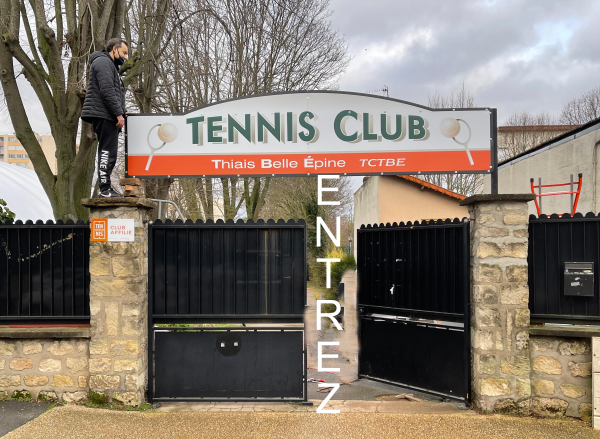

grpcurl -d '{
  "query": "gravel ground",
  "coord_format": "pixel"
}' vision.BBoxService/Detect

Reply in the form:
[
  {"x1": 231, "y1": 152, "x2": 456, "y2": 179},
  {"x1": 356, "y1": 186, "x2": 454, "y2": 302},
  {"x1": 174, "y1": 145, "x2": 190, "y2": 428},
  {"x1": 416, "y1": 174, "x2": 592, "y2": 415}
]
[{"x1": 4, "y1": 405, "x2": 598, "y2": 439}]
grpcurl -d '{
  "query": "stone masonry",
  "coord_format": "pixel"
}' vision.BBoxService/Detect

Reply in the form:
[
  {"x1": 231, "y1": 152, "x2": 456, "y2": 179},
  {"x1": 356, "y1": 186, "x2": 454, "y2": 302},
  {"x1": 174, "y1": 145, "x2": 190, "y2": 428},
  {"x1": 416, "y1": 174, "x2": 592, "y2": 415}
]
[
  {"x1": 529, "y1": 336, "x2": 591, "y2": 420},
  {"x1": 83, "y1": 198, "x2": 155, "y2": 406},
  {"x1": 0, "y1": 338, "x2": 89, "y2": 402},
  {"x1": 461, "y1": 194, "x2": 534, "y2": 413}
]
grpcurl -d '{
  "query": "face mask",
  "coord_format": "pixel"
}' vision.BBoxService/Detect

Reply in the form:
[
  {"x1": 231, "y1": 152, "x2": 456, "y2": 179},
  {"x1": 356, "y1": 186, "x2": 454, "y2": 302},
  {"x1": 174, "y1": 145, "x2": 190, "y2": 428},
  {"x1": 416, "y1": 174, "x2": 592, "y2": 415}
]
[{"x1": 113, "y1": 48, "x2": 125, "y2": 66}]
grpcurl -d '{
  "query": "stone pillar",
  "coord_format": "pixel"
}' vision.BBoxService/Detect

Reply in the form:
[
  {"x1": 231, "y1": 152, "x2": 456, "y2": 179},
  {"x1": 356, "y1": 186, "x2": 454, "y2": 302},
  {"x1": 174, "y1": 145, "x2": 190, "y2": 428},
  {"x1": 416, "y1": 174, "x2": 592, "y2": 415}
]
[
  {"x1": 460, "y1": 194, "x2": 535, "y2": 413},
  {"x1": 82, "y1": 198, "x2": 155, "y2": 406}
]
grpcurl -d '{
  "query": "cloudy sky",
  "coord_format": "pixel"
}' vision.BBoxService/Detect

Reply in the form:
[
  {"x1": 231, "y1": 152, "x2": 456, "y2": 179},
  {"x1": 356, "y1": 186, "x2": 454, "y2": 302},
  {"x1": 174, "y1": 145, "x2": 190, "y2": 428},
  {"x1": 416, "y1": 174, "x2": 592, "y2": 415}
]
[
  {"x1": 1, "y1": 0, "x2": 599, "y2": 134},
  {"x1": 329, "y1": 0, "x2": 600, "y2": 124}
]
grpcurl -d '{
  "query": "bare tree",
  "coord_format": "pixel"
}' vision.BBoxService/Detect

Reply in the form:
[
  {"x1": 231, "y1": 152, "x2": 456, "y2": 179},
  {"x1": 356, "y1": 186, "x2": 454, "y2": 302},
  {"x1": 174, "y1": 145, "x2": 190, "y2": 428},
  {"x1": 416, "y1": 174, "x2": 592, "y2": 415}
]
[
  {"x1": 560, "y1": 86, "x2": 600, "y2": 125},
  {"x1": 152, "y1": 0, "x2": 350, "y2": 220},
  {"x1": 498, "y1": 111, "x2": 564, "y2": 161},
  {"x1": 0, "y1": 0, "x2": 172, "y2": 220},
  {"x1": 419, "y1": 85, "x2": 482, "y2": 196}
]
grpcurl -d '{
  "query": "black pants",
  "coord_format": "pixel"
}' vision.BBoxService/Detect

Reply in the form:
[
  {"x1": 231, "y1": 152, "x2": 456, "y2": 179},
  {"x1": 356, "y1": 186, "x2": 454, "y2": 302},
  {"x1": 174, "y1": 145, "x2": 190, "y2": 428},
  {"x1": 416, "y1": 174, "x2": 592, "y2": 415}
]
[{"x1": 92, "y1": 118, "x2": 119, "y2": 192}]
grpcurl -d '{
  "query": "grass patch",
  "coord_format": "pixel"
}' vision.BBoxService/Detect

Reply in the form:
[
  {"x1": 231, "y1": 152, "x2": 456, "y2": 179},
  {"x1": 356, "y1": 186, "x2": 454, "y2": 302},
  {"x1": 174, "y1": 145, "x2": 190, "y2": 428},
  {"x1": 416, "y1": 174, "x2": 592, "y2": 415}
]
[
  {"x1": 11, "y1": 390, "x2": 32, "y2": 401},
  {"x1": 45, "y1": 402, "x2": 59, "y2": 412},
  {"x1": 82, "y1": 400, "x2": 155, "y2": 411}
]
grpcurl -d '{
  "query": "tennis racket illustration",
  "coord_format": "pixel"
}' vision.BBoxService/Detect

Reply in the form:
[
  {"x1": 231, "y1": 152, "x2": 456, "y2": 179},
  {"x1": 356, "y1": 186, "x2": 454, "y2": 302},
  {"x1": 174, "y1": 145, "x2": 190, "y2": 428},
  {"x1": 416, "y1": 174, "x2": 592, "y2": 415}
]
[
  {"x1": 440, "y1": 118, "x2": 473, "y2": 166},
  {"x1": 145, "y1": 123, "x2": 178, "y2": 171}
]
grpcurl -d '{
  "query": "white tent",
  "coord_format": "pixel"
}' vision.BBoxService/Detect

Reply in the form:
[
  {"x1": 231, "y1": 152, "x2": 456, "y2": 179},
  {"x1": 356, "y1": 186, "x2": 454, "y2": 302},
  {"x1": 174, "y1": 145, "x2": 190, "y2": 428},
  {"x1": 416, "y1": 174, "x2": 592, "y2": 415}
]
[{"x1": 0, "y1": 161, "x2": 54, "y2": 221}]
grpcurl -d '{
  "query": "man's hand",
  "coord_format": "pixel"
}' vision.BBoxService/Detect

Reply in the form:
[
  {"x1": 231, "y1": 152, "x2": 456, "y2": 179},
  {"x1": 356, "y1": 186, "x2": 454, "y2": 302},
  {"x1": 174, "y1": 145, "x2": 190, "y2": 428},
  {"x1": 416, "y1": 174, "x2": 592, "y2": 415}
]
[{"x1": 116, "y1": 115, "x2": 125, "y2": 128}]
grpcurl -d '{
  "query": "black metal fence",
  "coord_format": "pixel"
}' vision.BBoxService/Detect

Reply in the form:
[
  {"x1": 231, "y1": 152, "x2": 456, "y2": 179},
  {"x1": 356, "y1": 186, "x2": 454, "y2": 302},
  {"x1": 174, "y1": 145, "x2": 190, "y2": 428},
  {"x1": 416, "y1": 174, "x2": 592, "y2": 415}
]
[
  {"x1": 529, "y1": 213, "x2": 600, "y2": 323},
  {"x1": 0, "y1": 220, "x2": 90, "y2": 324},
  {"x1": 357, "y1": 219, "x2": 470, "y2": 321},
  {"x1": 149, "y1": 218, "x2": 306, "y2": 322}
]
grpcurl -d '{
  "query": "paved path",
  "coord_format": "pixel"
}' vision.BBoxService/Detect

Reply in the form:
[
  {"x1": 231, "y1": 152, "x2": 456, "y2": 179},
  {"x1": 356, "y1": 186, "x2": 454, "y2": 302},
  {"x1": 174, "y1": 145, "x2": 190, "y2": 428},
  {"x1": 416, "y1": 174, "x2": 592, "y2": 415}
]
[
  {"x1": 157, "y1": 399, "x2": 468, "y2": 414},
  {"x1": 0, "y1": 401, "x2": 50, "y2": 438},
  {"x1": 4, "y1": 405, "x2": 598, "y2": 439}
]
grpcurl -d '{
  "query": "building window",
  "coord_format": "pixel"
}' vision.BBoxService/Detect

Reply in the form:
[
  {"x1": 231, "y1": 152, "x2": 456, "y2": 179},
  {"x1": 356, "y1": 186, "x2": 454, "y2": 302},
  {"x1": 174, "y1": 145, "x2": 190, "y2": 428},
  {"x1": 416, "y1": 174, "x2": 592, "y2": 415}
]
[
  {"x1": 8, "y1": 145, "x2": 24, "y2": 150},
  {"x1": 8, "y1": 137, "x2": 18, "y2": 142},
  {"x1": 13, "y1": 163, "x2": 29, "y2": 168},
  {"x1": 0, "y1": 147, "x2": 3, "y2": 153},
  {"x1": 37, "y1": 137, "x2": 42, "y2": 142},
  {"x1": 9, "y1": 154, "x2": 29, "y2": 159},
  {"x1": 0, "y1": 137, "x2": 4, "y2": 141}
]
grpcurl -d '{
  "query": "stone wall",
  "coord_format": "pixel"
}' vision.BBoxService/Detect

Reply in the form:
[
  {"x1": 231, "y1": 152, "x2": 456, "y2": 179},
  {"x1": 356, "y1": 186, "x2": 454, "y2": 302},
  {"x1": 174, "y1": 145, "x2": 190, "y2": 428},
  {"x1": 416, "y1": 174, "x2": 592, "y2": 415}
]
[
  {"x1": 0, "y1": 338, "x2": 89, "y2": 402},
  {"x1": 530, "y1": 335, "x2": 592, "y2": 421},
  {"x1": 465, "y1": 196, "x2": 532, "y2": 413}
]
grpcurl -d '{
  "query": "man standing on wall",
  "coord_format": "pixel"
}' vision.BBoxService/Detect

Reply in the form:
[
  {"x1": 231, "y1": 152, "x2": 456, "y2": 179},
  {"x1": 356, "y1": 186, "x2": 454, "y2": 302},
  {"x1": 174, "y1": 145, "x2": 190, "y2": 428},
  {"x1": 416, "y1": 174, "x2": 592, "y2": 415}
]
[{"x1": 81, "y1": 38, "x2": 129, "y2": 198}]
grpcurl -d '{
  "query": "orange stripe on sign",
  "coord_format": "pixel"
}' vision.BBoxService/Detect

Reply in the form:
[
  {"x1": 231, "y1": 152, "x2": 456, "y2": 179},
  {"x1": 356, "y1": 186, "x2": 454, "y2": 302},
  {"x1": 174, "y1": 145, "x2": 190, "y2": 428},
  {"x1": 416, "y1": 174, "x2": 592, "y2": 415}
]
[{"x1": 128, "y1": 150, "x2": 491, "y2": 177}]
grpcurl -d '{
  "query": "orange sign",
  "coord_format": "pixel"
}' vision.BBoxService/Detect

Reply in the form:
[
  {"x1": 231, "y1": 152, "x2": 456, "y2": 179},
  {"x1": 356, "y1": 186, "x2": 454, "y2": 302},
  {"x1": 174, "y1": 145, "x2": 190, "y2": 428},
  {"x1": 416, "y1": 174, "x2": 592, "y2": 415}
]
[{"x1": 91, "y1": 219, "x2": 108, "y2": 242}]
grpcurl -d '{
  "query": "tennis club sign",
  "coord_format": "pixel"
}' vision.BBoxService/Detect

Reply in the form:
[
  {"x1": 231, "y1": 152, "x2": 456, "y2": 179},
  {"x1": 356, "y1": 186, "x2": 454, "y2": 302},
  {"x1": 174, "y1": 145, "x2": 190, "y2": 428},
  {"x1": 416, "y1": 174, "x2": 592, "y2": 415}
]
[{"x1": 125, "y1": 91, "x2": 494, "y2": 178}]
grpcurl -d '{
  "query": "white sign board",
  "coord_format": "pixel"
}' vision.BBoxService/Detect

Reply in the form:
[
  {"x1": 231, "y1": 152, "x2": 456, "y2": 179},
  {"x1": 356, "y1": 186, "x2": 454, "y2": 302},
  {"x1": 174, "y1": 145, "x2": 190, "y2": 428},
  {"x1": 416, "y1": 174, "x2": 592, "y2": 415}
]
[
  {"x1": 125, "y1": 91, "x2": 494, "y2": 178},
  {"x1": 107, "y1": 219, "x2": 135, "y2": 242}
]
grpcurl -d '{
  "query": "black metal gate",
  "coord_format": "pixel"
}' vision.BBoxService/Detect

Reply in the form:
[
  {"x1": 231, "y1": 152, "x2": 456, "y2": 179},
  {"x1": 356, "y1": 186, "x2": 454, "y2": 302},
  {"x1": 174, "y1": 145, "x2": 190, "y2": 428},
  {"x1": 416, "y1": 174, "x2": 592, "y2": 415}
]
[
  {"x1": 148, "y1": 218, "x2": 307, "y2": 402},
  {"x1": 357, "y1": 219, "x2": 470, "y2": 401}
]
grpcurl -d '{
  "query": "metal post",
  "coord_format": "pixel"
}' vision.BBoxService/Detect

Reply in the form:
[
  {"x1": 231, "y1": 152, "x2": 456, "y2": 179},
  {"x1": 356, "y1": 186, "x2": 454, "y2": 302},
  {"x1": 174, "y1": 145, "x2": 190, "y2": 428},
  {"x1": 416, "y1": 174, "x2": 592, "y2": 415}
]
[
  {"x1": 570, "y1": 174, "x2": 574, "y2": 213},
  {"x1": 462, "y1": 219, "x2": 471, "y2": 404},
  {"x1": 147, "y1": 221, "x2": 154, "y2": 403},
  {"x1": 538, "y1": 178, "x2": 542, "y2": 214},
  {"x1": 490, "y1": 109, "x2": 499, "y2": 194}
]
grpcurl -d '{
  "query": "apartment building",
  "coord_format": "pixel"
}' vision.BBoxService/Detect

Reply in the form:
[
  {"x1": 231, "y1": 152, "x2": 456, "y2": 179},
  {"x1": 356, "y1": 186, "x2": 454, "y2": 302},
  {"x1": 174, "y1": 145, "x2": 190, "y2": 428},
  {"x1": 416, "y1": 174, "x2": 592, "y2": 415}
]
[{"x1": 0, "y1": 133, "x2": 58, "y2": 174}]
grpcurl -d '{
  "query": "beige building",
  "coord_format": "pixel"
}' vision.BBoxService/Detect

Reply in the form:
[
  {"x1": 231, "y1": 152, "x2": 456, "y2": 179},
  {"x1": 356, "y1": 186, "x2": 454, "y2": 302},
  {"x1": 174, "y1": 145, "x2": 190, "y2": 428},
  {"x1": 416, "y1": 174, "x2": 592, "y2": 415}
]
[
  {"x1": 353, "y1": 175, "x2": 469, "y2": 257},
  {"x1": 0, "y1": 133, "x2": 57, "y2": 174},
  {"x1": 483, "y1": 118, "x2": 600, "y2": 215}
]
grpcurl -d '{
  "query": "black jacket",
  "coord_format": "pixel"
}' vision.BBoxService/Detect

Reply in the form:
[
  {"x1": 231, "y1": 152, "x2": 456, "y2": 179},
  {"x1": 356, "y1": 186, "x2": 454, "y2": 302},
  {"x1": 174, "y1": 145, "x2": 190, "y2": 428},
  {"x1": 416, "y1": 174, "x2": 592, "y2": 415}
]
[{"x1": 81, "y1": 51, "x2": 126, "y2": 123}]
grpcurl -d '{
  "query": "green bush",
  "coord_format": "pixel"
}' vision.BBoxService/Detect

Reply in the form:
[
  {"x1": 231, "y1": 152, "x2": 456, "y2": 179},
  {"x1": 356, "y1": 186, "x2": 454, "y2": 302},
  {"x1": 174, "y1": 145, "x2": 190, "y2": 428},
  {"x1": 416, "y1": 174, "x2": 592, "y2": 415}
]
[
  {"x1": 0, "y1": 199, "x2": 15, "y2": 222},
  {"x1": 319, "y1": 252, "x2": 356, "y2": 314},
  {"x1": 325, "y1": 252, "x2": 356, "y2": 299}
]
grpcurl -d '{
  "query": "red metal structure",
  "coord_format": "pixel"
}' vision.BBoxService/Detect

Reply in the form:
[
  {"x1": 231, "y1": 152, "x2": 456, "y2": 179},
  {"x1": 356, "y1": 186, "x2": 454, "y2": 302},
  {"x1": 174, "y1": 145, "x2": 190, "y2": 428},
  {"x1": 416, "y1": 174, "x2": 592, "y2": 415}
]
[{"x1": 530, "y1": 173, "x2": 582, "y2": 216}]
